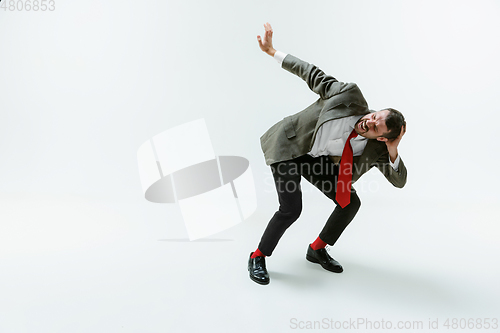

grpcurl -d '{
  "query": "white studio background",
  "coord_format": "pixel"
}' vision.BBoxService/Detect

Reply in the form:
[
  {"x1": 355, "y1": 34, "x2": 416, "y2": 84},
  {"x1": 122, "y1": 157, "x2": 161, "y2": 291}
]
[{"x1": 1, "y1": 1, "x2": 500, "y2": 332}]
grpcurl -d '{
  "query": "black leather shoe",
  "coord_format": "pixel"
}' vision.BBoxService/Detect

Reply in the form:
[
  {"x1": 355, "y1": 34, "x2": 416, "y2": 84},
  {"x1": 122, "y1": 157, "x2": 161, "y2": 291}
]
[
  {"x1": 306, "y1": 244, "x2": 343, "y2": 273},
  {"x1": 248, "y1": 252, "x2": 270, "y2": 285}
]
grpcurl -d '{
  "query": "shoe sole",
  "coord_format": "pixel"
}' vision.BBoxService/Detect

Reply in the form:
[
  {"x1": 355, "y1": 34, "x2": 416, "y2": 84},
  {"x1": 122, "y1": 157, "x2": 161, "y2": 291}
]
[
  {"x1": 248, "y1": 272, "x2": 270, "y2": 285},
  {"x1": 306, "y1": 254, "x2": 343, "y2": 273}
]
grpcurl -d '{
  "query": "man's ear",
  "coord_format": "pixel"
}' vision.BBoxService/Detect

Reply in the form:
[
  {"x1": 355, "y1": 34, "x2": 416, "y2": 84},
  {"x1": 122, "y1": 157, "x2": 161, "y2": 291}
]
[{"x1": 377, "y1": 136, "x2": 388, "y2": 142}]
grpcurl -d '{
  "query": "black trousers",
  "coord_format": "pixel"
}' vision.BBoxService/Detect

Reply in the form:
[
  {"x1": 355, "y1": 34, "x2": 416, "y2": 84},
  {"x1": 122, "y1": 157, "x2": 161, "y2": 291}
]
[{"x1": 258, "y1": 154, "x2": 361, "y2": 256}]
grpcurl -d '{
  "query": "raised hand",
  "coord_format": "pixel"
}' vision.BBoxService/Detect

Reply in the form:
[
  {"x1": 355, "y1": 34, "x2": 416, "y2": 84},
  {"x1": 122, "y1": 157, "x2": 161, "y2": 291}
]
[
  {"x1": 384, "y1": 125, "x2": 406, "y2": 163},
  {"x1": 257, "y1": 22, "x2": 276, "y2": 56}
]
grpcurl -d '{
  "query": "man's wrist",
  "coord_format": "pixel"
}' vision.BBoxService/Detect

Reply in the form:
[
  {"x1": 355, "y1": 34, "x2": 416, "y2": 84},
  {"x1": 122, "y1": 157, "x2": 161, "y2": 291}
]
[
  {"x1": 268, "y1": 48, "x2": 276, "y2": 57},
  {"x1": 388, "y1": 149, "x2": 398, "y2": 163},
  {"x1": 273, "y1": 50, "x2": 287, "y2": 66}
]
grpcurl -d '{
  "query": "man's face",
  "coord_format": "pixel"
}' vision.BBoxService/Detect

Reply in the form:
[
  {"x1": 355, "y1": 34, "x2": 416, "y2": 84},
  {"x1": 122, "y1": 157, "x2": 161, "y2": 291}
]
[{"x1": 354, "y1": 110, "x2": 390, "y2": 140}]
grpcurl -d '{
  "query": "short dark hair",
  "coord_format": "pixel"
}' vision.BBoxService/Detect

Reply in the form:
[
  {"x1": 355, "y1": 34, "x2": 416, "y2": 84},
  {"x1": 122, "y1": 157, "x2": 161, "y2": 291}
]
[{"x1": 382, "y1": 108, "x2": 406, "y2": 141}]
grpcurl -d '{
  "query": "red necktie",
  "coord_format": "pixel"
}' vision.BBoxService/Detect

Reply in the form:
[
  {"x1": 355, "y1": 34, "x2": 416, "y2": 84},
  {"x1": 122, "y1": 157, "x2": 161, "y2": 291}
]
[{"x1": 336, "y1": 129, "x2": 358, "y2": 208}]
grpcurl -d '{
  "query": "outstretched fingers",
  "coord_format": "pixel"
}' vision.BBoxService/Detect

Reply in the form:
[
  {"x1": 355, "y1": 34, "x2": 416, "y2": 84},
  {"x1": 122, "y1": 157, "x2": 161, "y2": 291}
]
[{"x1": 264, "y1": 22, "x2": 273, "y2": 36}]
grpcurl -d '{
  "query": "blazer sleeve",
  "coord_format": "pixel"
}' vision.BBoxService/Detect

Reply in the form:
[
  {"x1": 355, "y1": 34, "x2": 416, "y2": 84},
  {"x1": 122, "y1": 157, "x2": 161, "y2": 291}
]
[
  {"x1": 375, "y1": 153, "x2": 407, "y2": 188},
  {"x1": 281, "y1": 54, "x2": 354, "y2": 100}
]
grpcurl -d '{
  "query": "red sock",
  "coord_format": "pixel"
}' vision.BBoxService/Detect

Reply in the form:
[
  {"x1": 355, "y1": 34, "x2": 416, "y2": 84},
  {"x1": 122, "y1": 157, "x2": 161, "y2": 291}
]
[
  {"x1": 310, "y1": 237, "x2": 327, "y2": 250},
  {"x1": 251, "y1": 248, "x2": 265, "y2": 258}
]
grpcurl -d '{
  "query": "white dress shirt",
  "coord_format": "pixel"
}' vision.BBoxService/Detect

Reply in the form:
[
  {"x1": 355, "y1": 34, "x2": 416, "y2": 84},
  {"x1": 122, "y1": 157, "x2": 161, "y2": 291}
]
[
  {"x1": 273, "y1": 50, "x2": 400, "y2": 171},
  {"x1": 309, "y1": 115, "x2": 367, "y2": 157}
]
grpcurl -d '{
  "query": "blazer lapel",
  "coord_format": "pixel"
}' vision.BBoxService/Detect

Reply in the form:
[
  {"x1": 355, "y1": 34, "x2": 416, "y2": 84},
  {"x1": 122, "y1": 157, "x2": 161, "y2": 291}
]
[
  {"x1": 317, "y1": 103, "x2": 370, "y2": 129},
  {"x1": 353, "y1": 139, "x2": 386, "y2": 182}
]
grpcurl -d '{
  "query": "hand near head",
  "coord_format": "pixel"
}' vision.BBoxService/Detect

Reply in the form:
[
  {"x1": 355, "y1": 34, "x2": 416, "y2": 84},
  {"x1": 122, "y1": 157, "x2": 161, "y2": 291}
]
[
  {"x1": 378, "y1": 124, "x2": 406, "y2": 162},
  {"x1": 257, "y1": 22, "x2": 276, "y2": 57}
]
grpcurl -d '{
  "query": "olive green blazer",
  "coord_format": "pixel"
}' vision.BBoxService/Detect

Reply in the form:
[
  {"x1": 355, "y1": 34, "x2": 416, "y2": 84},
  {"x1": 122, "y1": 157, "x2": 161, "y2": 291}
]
[{"x1": 260, "y1": 54, "x2": 407, "y2": 188}]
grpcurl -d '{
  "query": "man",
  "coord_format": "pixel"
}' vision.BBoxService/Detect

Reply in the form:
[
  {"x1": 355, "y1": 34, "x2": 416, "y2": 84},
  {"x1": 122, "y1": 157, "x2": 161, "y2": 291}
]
[{"x1": 248, "y1": 23, "x2": 407, "y2": 285}]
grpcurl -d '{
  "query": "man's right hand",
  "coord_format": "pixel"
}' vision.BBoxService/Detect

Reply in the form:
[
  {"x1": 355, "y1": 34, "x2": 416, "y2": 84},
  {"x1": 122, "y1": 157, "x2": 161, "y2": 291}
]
[{"x1": 257, "y1": 22, "x2": 276, "y2": 57}]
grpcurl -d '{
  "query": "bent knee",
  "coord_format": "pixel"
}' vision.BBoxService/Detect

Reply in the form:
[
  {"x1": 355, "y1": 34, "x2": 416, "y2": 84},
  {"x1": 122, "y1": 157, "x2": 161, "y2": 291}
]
[
  {"x1": 279, "y1": 203, "x2": 302, "y2": 221},
  {"x1": 350, "y1": 193, "x2": 361, "y2": 210}
]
